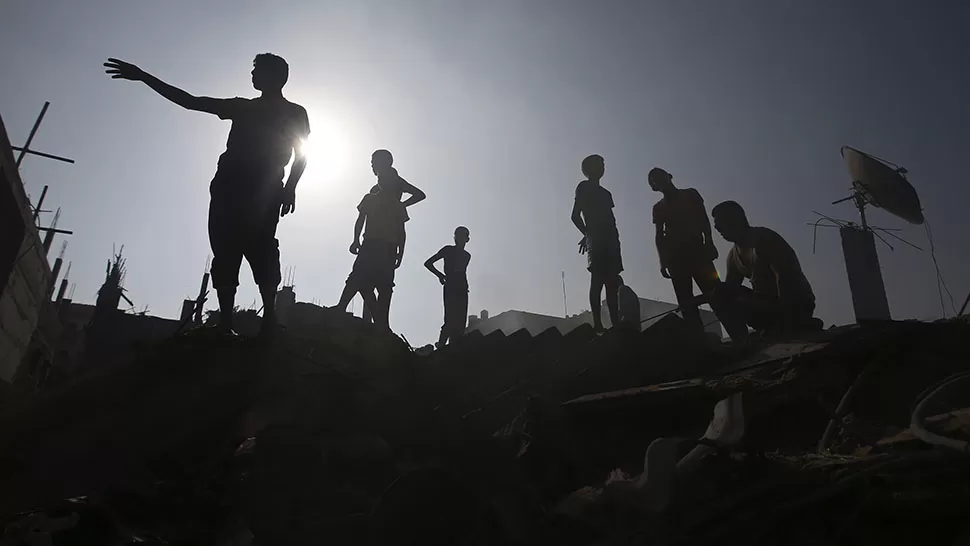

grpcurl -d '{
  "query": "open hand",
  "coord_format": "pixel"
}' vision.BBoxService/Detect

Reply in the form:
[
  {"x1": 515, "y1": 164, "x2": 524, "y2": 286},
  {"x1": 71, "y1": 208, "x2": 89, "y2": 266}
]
[
  {"x1": 578, "y1": 236, "x2": 588, "y2": 255},
  {"x1": 104, "y1": 58, "x2": 145, "y2": 81},
  {"x1": 349, "y1": 241, "x2": 361, "y2": 255},
  {"x1": 280, "y1": 186, "x2": 296, "y2": 216},
  {"x1": 661, "y1": 266, "x2": 671, "y2": 279}
]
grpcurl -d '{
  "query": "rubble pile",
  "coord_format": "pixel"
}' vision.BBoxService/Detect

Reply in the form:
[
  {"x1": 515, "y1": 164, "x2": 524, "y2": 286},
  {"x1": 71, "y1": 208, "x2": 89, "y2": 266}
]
[{"x1": 0, "y1": 307, "x2": 968, "y2": 545}]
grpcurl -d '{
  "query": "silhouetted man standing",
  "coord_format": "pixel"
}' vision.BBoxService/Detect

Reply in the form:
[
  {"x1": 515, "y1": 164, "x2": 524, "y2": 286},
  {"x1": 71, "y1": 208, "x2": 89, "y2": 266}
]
[
  {"x1": 425, "y1": 226, "x2": 471, "y2": 348},
  {"x1": 335, "y1": 151, "x2": 411, "y2": 330},
  {"x1": 649, "y1": 168, "x2": 719, "y2": 333},
  {"x1": 359, "y1": 151, "x2": 425, "y2": 322},
  {"x1": 104, "y1": 55, "x2": 309, "y2": 335},
  {"x1": 572, "y1": 154, "x2": 622, "y2": 331},
  {"x1": 709, "y1": 200, "x2": 819, "y2": 340}
]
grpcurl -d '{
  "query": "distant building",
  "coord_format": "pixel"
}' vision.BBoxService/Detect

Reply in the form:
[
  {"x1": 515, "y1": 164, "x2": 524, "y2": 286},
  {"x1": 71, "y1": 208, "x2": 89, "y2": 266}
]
[
  {"x1": 466, "y1": 297, "x2": 722, "y2": 337},
  {"x1": 0, "y1": 115, "x2": 53, "y2": 383}
]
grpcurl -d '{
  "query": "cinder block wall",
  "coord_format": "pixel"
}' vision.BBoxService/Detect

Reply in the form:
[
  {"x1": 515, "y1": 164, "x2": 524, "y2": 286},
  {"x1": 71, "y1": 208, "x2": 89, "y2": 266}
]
[{"x1": 0, "y1": 116, "x2": 52, "y2": 382}]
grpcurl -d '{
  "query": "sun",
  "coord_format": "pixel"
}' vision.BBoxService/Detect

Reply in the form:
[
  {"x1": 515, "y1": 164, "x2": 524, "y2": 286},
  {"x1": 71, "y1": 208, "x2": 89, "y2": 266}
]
[{"x1": 298, "y1": 120, "x2": 350, "y2": 183}]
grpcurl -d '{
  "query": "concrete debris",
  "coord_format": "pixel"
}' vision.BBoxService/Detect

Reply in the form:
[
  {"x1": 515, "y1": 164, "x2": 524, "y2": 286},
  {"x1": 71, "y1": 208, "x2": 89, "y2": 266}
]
[{"x1": 1, "y1": 312, "x2": 969, "y2": 545}]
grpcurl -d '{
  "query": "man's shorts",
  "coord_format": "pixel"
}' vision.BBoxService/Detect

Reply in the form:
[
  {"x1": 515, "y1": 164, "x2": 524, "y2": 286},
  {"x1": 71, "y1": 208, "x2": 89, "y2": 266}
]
[
  {"x1": 586, "y1": 236, "x2": 623, "y2": 278},
  {"x1": 348, "y1": 239, "x2": 398, "y2": 291},
  {"x1": 442, "y1": 282, "x2": 469, "y2": 333},
  {"x1": 208, "y1": 196, "x2": 281, "y2": 290}
]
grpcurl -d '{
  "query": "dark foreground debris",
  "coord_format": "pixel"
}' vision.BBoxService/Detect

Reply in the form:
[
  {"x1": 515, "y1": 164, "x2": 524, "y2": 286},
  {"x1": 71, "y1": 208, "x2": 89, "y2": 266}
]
[{"x1": 1, "y1": 306, "x2": 968, "y2": 545}]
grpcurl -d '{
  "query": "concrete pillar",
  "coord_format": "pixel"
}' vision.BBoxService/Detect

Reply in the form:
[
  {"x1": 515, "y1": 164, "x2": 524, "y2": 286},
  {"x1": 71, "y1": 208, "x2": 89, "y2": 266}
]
[
  {"x1": 840, "y1": 227, "x2": 891, "y2": 322},
  {"x1": 180, "y1": 299, "x2": 195, "y2": 323},
  {"x1": 275, "y1": 286, "x2": 296, "y2": 326}
]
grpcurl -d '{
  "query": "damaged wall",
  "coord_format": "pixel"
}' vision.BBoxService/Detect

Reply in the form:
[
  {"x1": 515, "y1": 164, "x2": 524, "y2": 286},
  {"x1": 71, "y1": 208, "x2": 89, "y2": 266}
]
[{"x1": 0, "y1": 115, "x2": 52, "y2": 382}]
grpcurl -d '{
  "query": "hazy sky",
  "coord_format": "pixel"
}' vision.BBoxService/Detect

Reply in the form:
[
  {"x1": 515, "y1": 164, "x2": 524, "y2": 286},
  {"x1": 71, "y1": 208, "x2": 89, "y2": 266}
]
[{"x1": 3, "y1": 1, "x2": 969, "y2": 345}]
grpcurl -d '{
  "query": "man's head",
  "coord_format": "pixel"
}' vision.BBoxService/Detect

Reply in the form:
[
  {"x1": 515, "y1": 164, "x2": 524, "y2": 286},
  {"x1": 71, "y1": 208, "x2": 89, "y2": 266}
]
[
  {"x1": 251, "y1": 53, "x2": 289, "y2": 92},
  {"x1": 711, "y1": 200, "x2": 750, "y2": 243},
  {"x1": 371, "y1": 149, "x2": 394, "y2": 175},
  {"x1": 582, "y1": 154, "x2": 605, "y2": 181},
  {"x1": 455, "y1": 226, "x2": 470, "y2": 245},
  {"x1": 648, "y1": 167, "x2": 674, "y2": 193}
]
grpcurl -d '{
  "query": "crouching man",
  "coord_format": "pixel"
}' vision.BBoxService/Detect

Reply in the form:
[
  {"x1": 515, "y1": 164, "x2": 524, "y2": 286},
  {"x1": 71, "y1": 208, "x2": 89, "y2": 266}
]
[{"x1": 708, "y1": 200, "x2": 821, "y2": 341}]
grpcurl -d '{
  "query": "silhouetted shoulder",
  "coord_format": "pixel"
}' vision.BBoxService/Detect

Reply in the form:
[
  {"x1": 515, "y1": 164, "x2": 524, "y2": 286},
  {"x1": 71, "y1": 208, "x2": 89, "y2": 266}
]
[
  {"x1": 214, "y1": 97, "x2": 252, "y2": 120},
  {"x1": 287, "y1": 100, "x2": 310, "y2": 135},
  {"x1": 652, "y1": 199, "x2": 664, "y2": 224},
  {"x1": 575, "y1": 180, "x2": 613, "y2": 205},
  {"x1": 751, "y1": 226, "x2": 787, "y2": 248}
]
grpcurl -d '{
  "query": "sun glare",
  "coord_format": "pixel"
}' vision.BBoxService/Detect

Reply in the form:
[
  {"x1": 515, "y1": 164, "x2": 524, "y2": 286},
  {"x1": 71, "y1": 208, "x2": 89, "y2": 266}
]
[{"x1": 298, "y1": 121, "x2": 350, "y2": 183}]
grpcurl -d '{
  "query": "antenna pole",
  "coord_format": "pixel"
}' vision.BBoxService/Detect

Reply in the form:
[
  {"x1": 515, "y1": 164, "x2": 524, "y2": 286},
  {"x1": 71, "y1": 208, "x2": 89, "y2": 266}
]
[
  {"x1": 854, "y1": 191, "x2": 868, "y2": 230},
  {"x1": 562, "y1": 271, "x2": 568, "y2": 317}
]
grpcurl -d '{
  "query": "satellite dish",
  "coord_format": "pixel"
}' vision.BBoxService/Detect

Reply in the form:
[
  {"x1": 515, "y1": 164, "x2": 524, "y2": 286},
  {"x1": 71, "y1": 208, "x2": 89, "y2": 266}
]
[{"x1": 841, "y1": 146, "x2": 924, "y2": 225}]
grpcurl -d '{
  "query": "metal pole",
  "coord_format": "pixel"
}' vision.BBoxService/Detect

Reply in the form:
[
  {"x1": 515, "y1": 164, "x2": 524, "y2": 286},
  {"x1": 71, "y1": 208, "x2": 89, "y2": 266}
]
[
  {"x1": 16, "y1": 102, "x2": 50, "y2": 168},
  {"x1": 10, "y1": 147, "x2": 75, "y2": 164},
  {"x1": 855, "y1": 192, "x2": 868, "y2": 230},
  {"x1": 32, "y1": 185, "x2": 48, "y2": 224},
  {"x1": 562, "y1": 271, "x2": 568, "y2": 317}
]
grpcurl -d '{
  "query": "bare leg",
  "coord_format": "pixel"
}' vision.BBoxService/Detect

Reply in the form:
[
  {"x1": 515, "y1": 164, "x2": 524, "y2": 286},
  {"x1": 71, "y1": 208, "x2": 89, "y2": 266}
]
[
  {"x1": 259, "y1": 285, "x2": 277, "y2": 335},
  {"x1": 356, "y1": 287, "x2": 378, "y2": 325},
  {"x1": 375, "y1": 287, "x2": 392, "y2": 330},
  {"x1": 362, "y1": 293, "x2": 374, "y2": 322},
  {"x1": 672, "y1": 275, "x2": 703, "y2": 332},
  {"x1": 589, "y1": 275, "x2": 605, "y2": 330},
  {"x1": 604, "y1": 275, "x2": 621, "y2": 328},
  {"x1": 217, "y1": 287, "x2": 236, "y2": 332},
  {"x1": 336, "y1": 282, "x2": 358, "y2": 311}
]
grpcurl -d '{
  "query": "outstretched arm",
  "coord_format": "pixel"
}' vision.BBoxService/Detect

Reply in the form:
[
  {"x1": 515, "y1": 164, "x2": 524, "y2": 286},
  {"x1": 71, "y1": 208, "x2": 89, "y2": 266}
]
[
  {"x1": 424, "y1": 249, "x2": 446, "y2": 284},
  {"x1": 104, "y1": 58, "x2": 228, "y2": 115},
  {"x1": 400, "y1": 180, "x2": 427, "y2": 207}
]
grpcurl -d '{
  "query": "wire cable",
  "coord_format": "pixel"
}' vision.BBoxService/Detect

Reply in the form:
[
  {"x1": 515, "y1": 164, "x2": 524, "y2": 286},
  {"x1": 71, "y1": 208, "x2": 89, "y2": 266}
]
[
  {"x1": 910, "y1": 371, "x2": 970, "y2": 453},
  {"x1": 924, "y1": 217, "x2": 957, "y2": 317}
]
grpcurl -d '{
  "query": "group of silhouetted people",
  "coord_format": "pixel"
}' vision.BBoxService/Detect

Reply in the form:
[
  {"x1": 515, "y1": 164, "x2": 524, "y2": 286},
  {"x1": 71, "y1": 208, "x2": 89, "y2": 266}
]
[
  {"x1": 106, "y1": 53, "x2": 819, "y2": 346},
  {"x1": 572, "y1": 155, "x2": 820, "y2": 342}
]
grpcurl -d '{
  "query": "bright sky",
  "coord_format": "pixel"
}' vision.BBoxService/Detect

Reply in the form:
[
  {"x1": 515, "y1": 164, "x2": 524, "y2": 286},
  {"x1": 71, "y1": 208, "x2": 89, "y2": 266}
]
[{"x1": 2, "y1": 1, "x2": 969, "y2": 345}]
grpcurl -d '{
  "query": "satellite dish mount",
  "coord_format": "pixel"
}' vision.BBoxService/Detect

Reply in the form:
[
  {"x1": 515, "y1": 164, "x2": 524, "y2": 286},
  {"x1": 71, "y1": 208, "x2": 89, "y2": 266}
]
[{"x1": 820, "y1": 147, "x2": 925, "y2": 324}]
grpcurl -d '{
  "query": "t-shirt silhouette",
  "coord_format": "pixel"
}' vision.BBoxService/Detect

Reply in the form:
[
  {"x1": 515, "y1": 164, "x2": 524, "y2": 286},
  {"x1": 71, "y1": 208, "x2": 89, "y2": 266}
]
[
  {"x1": 574, "y1": 180, "x2": 618, "y2": 242},
  {"x1": 726, "y1": 226, "x2": 815, "y2": 306},
  {"x1": 436, "y1": 245, "x2": 471, "y2": 287},
  {"x1": 359, "y1": 191, "x2": 409, "y2": 245},
  {"x1": 213, "y1": 96, "x2": 310, "y2": 182},
  {"x1": 653, "y1": 188, "x2": 708, "y2": 251},
  {"x1": 369, "y1": 168, "x2": 413, "y2": 202}
]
